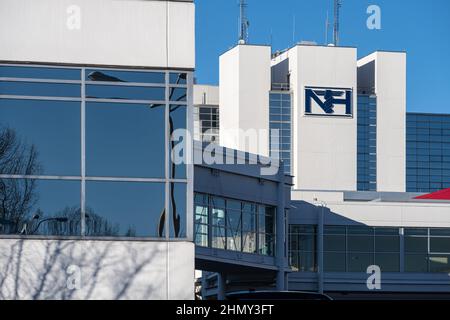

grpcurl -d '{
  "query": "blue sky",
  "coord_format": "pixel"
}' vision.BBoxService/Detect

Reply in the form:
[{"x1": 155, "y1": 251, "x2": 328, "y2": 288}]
[{"x1": 195, "y1": 0, "x2": 450, "y2": 113}]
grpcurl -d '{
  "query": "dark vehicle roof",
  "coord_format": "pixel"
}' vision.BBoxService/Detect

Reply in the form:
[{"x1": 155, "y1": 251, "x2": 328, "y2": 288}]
[{"x1": 226, "y1": 291, "x2": 333, "y2": 301}]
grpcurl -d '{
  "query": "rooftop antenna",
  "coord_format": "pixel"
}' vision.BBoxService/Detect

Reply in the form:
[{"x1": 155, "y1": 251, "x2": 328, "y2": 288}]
[
  {"x1": 325, "y1": 10, "x2": 330, "y2": 45},
  {"x1": 292, "y1": 15, "x2": 296, "y2": 45},
  {"x1": 333, "y1": 0, "x2": 342, "y2": 46},
  {"x1": 238, "y1": 0, "x2": 249, "y2": 44}
]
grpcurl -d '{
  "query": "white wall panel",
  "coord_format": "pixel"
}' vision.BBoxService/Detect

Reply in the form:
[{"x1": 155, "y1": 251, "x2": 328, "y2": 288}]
[
  {"x1": 0, "y1": 0, "x2": 195, "y2": 69},
  {"x1": 0, "y1": 239, "x2": 194, "y2": 300}
]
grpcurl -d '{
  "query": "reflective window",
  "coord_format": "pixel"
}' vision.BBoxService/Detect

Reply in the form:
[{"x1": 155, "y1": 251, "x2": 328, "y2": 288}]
[
  {"x1": 169, "y1": 183, "x2": 187, "y2": 238},
  {"x1": 0, "y1": 65, "x2": 81, "y2": 80},
  {"x1": 169, "y1": 87, "x2": 187, "y2": 102},
  {"x1": 0, "y1": 81, "x2": 80, "y2": 97},
  {"x1": 169, "y1": 73, "x2": 187, "y2": 85},
  {"x1": 86, "y1": 85, "x2": 165, "y2": 101},
  {"x1": 86, "y1": 181, "x2": 165, "y2": 237},
  {"x1": 194, "y1": 194, "x2": 208, "y2": 247},
  {"x1": 86, "y1": 102, "x2": 165, "y2": 178},
  {"x1": 170, "y1": 105, "x2": 187, "y2": 179},
  {"x1": 86, "y1": 69, "x2": 165, "y2": 84},
  {"x1": 289, "y1": 225, "x2": 316, "y2": 272},
  {"x1": 269, "y1": 91, "x2": 291, "y2": 174},
  {"x1": 194, "y1": 193, "x2": 275, "y2": 256},
  {"x1": 0, "y1": 99, "x2": 80, "y2": 176},
  {"x1": 0, "y1": 179, "x2": 80, "y2": 236},
  {"x1": 357, "y1": 95, "x2": 377, "y2": 191},
  {"x1": 324, "y1": 252, "x2": 346, "y2": 272}
]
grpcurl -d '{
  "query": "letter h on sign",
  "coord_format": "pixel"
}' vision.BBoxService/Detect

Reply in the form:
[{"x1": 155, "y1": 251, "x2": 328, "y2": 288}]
[{"x1": 305, "y1": 87, "x2": 352, "y2": 116}]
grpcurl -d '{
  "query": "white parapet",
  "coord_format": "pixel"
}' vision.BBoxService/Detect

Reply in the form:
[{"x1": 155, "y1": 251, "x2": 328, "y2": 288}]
[{"x1": 0, "y1": 0, "x2": 195, "y2": 69}]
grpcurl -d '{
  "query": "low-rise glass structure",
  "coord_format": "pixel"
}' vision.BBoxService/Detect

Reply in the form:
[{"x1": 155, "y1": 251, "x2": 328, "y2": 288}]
[{"x1": 194, "y1": 193, "x2": 276, "y2": 256}]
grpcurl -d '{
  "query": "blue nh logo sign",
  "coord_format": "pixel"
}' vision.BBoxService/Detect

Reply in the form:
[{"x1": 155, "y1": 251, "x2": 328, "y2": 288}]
[{"x1": 305, "y1": 87, "x2": 353, "y2": 116}]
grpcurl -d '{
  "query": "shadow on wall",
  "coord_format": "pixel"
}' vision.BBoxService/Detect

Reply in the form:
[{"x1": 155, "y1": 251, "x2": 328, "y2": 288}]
[
  {"x1": 289, "y1": 200, "x2": 367, "y2": 226},
  {"x1": 0, "y1": 239, "x2": 166, "y2": 300}
]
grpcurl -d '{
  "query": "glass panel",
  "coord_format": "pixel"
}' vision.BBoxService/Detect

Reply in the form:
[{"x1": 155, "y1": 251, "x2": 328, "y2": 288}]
[
  {"x1": 169, "y1": 183, "x2": 187, "y2": 238},
  {"x1": 86, "y1": 69, "x2": 165, "y2": 84},
  {"x1": 211, "y1": 196, "x2": 225, "y2": 209},
  {"x1": 405, "y1": 254, "x2": 428, "y2": 272},
  {"x1": 85, "y1": 181, "x2": 165, "y2": 238},
  {"x1": 169, "y1": 73, "x2": 187, "y2": 85},
  {"x1": 324, "y1": 235, "x2": 345, "y2": 251},
  {"x1": 0, "y1": 99, "x2": 80, "y2": 176},
  {"x1": 169, "y1": 105, "x2": 187, "y2": 179},
  {"x1": 295, "y1": 251, "x2": 316, "y2": 272},
  {"x1": 86, "y1": 102, "x2": 165, "y2": 178},
  {"x1": 242, "y1": 212, "x2": 256, "y2": 232},
  {"x1": 86, "y1": 85, "x2": 165, "y2": 101},
  {"x1": 258, "y1": 233, "x2": 274, "y2": 256},
  {"x1": 324, "y1": 252, "x2": 346, "y2": 272},
  {"x1": 169, "y1": 88, "x2": 187, "y2": 102},
  {"x1": 375, "y1": 253, "x2": 400, "y2": 272},
  {"x1": 347, "y1": 253, "x2": 374, "y2": 272},
  {"x1": 226, "y1": 228, "x2": 241, "y2": 251},
  {"x1": 297, "y1": 234, "x2": 316, "y2": 251},
  {"x1": 429, "y1": 255, "x2": 450, "y2": 273},
  {"x1": 324, "y1": 225, "x2": 346, "y2": 235},
  {"x1": 195, "y1": 224, "x2": 208, "y2": 247},
  {"x1": 405, "y1": 236, "x2": 428, "y2": 253},
  {"x1": 0, "y1": 179, "x2": 80, "y2": 236},
  {"x1": 227, "y1": 209, "x2": 241, "y2": 231},
  {"x1": 430, "y1": 237, "x2": 450, "y2": 253},
  {"x1": 375, "y1": 236, "x2": 400, "y2": 252},
  {"x1": 195, "y1": 204, "x2": 208, "y2": 225},
  {"x1": 0, "y1": 65, "x2": 81, "y2": 80},
  {"x1": 347, "y1": 235, "x2": 374, "y2": 252},
  {"x1": 212, "y1": 208, "x2": 225, "y2": 227},
  {"x1": 430, "y1": 228, "x2": 450, "y2": 236},
  {"x1": 212, "y1": 226, "x2": 226, "y2": 249},
  {"x1": 0, "y1": 81, "x2": 80, "y2": 97},
  {"x1": 194, "y1": 193, "x2": 209, "y2": 205},
  {"x1": 242, "y1": 231, "x2": 256, "y2": 254}
]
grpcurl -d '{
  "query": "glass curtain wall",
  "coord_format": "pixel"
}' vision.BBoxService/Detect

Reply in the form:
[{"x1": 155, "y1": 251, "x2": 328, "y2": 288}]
[
  {"x1": 269, "y1": 92, "x2": 292, "y2": 174},
  {"x1": 0, "y1": 64, "x2": 191, "y2": 239},
  {"x1": 406, "y1": 113, "x2": 450, "y2": 192}
]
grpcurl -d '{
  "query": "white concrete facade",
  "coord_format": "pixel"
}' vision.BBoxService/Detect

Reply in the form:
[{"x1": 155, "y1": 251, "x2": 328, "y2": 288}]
[
  {"x1": 0, "y1": 0, "x2": 195, "y2": 69},
  {"x1": 219, "y1": 45, "x2": 271, "y2": 157},
  {"x1": 358, "y1": 52, "x2": 407, "y2": 192},
  {"x1": 0, "y1": 240, "x2": 194, "y2": 300},
  {"x1": 194, "y1": 85, "x2": 219, "y2": 106},
  {"x1": 291, "y1": 190, "x2": 450, "y2": 228},
  {"x1": 272, "y1": 45, "x2": 358, "y2": 191}
]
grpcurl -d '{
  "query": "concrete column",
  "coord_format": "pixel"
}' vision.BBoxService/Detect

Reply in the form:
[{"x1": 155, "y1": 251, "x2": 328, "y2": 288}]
[
  {"x1": 317, "y1": 205, "x2": 325, "y2": 294},
  {"x1": 276, "y1": 168, "x2": 286, "y2": 291},
  {"x1": 399, "y1": 227, "x2": 405, "y2": 272},
  {"x1": 217, "y1": 273, "x2": 226, "y2": 300}
]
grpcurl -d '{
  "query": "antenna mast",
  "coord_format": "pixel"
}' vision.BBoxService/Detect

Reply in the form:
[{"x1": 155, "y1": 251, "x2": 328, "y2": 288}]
[
  {"x1": 238, "y1": 0, "x2": 249, "y2": 44},
  {"x1": 333, "y1": 0, "x2": 342, "y2": 46}
]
